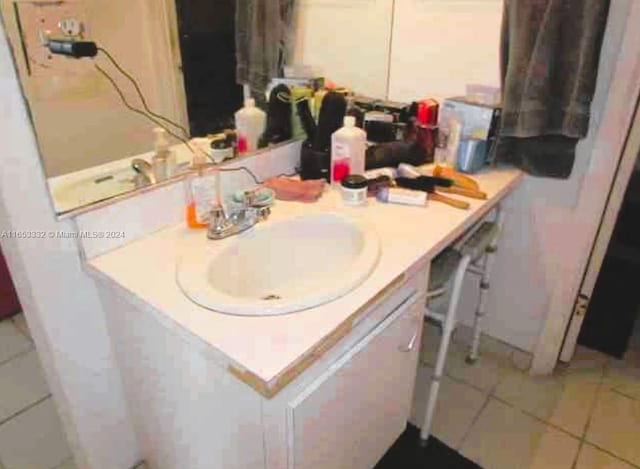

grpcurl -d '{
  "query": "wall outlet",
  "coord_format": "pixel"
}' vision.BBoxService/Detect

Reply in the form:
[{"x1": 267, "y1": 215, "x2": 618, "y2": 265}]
[
  {"x1": 17, "y1": 0, "x2": 88, "y2": 72},
  {"x1": 58, "y1": 18, "x2": 83, "y2": 37}
]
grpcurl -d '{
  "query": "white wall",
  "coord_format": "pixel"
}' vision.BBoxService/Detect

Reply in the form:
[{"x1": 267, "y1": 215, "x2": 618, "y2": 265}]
[
  {"x1": 0, "y1": 19, "x2": 141, "y2": 469},
  {"x1": 293, "y1": 0, "x2": 502, "y2": 101},
  {"x1": 292, "y1": 0, "x2": 394, "y2": 98},
  {"x1": 388, "y1": 0, "x2": 503, "y2": 102}
]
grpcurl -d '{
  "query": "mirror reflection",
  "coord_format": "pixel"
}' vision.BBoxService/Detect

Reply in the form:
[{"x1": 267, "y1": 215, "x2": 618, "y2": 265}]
[
  {"x1": 1, "y1": 0, "x2": 502, "y2": 216},
  {"x1": 0, "y1": 0, "x2": 315, "y2": 214}
]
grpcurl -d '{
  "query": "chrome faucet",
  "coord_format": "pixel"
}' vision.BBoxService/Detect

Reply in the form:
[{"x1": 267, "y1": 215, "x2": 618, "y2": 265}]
[
  {"x1": 207, "y1": 191, "x2": 271, "y2": 240},
  {"x1": 131, "y1": 158, "x2": 156, "y2": 187}
]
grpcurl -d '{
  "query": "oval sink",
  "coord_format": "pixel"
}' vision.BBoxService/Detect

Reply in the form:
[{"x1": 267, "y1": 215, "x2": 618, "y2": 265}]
[
  {"x1": 177, "y1": 213, "x2": 381, "y2": 316},
  {"x1": 52, "y1": 167, "x2": 137, "y2": 213}
]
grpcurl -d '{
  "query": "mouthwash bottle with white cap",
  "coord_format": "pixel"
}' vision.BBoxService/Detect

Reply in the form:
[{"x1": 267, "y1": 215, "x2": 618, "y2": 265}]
[{"x1": 331, "y1": 115, "x2": 366, "y2": 184}]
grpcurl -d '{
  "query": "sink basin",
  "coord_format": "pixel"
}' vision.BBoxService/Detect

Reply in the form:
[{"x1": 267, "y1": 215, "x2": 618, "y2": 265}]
[
  {"x1": 177, "y1": 213, "x2": 381, "y2": 316},
  {"x1": 51, "y1": 166, "x2": 137, "y2": 213}
]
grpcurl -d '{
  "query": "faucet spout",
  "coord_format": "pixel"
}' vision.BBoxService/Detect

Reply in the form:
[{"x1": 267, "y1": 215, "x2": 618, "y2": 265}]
[
  {"x1": 207, "y1": 202, "x2": 270, "y2": 240},
  {"x1": 131, "y1": 158, "x2": 156, "y2": 186}
]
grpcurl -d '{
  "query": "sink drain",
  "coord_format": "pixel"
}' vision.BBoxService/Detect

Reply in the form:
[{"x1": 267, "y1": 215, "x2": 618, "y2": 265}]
[{"x1": 261, "y1": 294, "x2": 282, "y2": 301}]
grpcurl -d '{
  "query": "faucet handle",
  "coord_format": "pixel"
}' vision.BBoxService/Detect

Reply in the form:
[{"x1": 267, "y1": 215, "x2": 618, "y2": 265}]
[
  {"x1": 253, "y1": 206, "x2": 271, "y2": 221},
  {"x1": 208, "y1": 204, "x2": 228, "y2": 231},
  {"x1": 241, "y1": 190, "x2": 258, "y2": 208}
]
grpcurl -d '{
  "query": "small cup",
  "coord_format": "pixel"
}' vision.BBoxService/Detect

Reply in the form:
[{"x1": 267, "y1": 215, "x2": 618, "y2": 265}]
[{"x1": 457, "y1": 139, "x2": 487, "y2": 174}]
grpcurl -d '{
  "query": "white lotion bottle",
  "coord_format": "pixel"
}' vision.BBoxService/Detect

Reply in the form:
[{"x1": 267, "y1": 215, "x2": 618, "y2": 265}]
[
  {"x1": 235, "y1": 98, "x2": 266, "y2": 154},
  {"x1": 152, "y1": 128, "x2": 176, "y2": 181},
  {"x1": 331, "y1": 115, "x2": 367, "y2": 184}
]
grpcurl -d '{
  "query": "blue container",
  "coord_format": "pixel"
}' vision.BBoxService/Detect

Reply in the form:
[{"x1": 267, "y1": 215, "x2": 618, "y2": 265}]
[{"x1": 456, "y1": 139, "x2": 487, "y2": 174}]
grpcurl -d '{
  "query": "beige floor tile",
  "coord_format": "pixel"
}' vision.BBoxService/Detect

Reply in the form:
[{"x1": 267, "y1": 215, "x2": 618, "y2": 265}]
[
  {"x1": 453, "y1": 325, "x2": 515, "y2": 361},
  {"x1": 446, "y1": 340, "x2": 512, "y2": 392},
  {"x1": 586, "y1": 390, "x2": 640, "y2": 466},
  {"x1": 53, "y1": 459, "x2": 77, "y2": 469},
  {"x1": 575, "y1": 444, "x2": 635, "y2": 469},
  {"x1": 0, "y1": 350, "x2": 50, "y2": 422},
  {"x1": 605, "y1": 359, "x2": 640, "y2": 401},
  {"x1": 0, "y1": 398, "x2": 71, "y2": 469},
  {"x1": 568, "y1": 346, "x2": 611, "y2": 372},
  {"x1": 0, "y1": 320, "x2": 32, "y2": 365},
  {"x1": 461, "y1": 399, "x2": 580, "y2": 469},
  {"x1": 511, "y1": 348, "x2": 533, "y2": 371},
  {"x1": 528, "y1": 427, "x2": 582, "y2": 469},
  {"x1": 494, "y1": 367, "x2": 600, "y2": 437},
  {"x1": 11, "y1": 314, "x2": 31, "y2": 341},
  {"x1": 421, "y1": 322, "x2": 513, "y2": 392},
  {"x1": 409, "y1": 364, "x2": 487, "y2": 449}
]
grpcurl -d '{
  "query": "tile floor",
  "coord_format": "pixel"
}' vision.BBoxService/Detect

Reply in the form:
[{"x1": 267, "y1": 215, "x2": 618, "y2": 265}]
[
  {"x1": 0, "y1": 316, "x2": 75, "y2": 469},
  {"x1": 3, "y1": 311, "x2": 640, "y2": 469},
  {"x1": 412, "y1": 322, "x2": 640, "y2": 469}
]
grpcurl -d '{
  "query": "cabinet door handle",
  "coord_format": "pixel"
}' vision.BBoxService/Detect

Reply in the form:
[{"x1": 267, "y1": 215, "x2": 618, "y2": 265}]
[{"x1": 398, "y1": 317, "x2": 421, "y2": 353}]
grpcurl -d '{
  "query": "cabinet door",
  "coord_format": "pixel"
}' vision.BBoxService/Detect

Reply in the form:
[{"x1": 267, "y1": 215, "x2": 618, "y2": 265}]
[{"x1": 287, "y1": 294, "x2": 423, "y2": 469}]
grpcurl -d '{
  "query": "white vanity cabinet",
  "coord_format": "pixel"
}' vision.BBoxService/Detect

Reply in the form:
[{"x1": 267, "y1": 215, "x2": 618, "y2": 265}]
[
  {"x1": 99, "y1": 268, "x2": 428, "y2": 469},
  {"x1": 285, "y1": 294, "x2": 423, "y2": 469}
]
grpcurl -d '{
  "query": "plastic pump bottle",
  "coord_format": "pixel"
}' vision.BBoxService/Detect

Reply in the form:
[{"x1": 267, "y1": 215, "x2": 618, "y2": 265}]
[
  {"x1": 152, "y1": 128, "x2": 176, "y2": 181},
  {"x1": 235, "y1": 98, "x2": 266, "y2": 154},
  {"x1": 331, "y1": 115, "x2": 366, "y2": 184}
]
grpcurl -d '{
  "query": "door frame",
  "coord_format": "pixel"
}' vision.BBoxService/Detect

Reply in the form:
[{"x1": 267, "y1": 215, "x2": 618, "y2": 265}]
[
  {"x1": 559, "y1": 96, "x2": 640, "y2": 362},
  {"x1": 531, "y1": 0, "x2": 640, "y2": 374}
]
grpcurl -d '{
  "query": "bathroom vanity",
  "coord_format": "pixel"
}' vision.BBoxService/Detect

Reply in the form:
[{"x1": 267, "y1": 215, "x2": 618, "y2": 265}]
[{"x1": 83, "y1": 165, "x2": 522, "y2": 469}]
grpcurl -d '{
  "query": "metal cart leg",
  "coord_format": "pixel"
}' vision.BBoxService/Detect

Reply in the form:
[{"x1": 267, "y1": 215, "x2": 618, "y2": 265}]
[
  {"x1": 420, "y1": 255, "x2": 471, "y2": 445},
  {"x1": 467, "y1": 205, "x2": 504, "y2": 364}
]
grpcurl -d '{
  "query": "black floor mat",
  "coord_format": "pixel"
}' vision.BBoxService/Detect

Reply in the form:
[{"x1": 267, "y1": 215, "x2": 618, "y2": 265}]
[{"x1": 374, "y1": 424, "x2": 482, "y2": 469}]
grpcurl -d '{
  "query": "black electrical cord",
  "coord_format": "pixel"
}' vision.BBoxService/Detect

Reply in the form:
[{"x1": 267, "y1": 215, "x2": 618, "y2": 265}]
[
  {"x1": 34, "y1": 40, "x2": 299, "y2": 187},
  {"x1": 94, "y1": 63, "x2": 197, "y2": 154},
  {"x1": 92, "y1": 47, "x2": 302, "y2": 186},
  {"x1": 97, "y1": 46, "x2": 190, "y2": 138},
  {"x1": 94, "y1": 63, "x2": 299, "y2": 184}
]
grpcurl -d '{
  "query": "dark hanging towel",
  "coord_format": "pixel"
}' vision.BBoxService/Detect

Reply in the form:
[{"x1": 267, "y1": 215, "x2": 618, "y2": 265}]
[
  {"x1": 496, "y1": 0, "x2": 610, "y2": 179},
  {"x1": 235, "y1": 0, "x2": 296, "y2": 95}
]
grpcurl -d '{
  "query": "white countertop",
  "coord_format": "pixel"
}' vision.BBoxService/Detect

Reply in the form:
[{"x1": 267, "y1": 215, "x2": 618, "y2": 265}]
[{"x1": 87, "y1": 167, "x2": 523, "y2": 388}]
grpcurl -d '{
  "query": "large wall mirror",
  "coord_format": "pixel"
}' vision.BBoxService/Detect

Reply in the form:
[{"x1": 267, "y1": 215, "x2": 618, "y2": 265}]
[{"x1": 0, "y1": 0, "x2": 501, "y2": 216}]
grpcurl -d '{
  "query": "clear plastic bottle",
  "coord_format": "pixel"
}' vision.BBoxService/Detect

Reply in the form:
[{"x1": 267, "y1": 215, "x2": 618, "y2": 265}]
[
  {"x1": 185, "y1": 169, "x2": 219, "y2": 229},
  {"x1": 235, "y1": 98, "x2": 266, "y2": 154},
  {"x1": 445, "y1": 118, "x2": 462, "y2": 168},
  {"x1": 330, "y1": 116, "x2": 366, "y2": 184}
]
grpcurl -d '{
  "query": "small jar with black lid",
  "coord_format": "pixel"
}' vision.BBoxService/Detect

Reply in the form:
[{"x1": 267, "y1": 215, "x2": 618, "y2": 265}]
[
  {"x1": 341, "y1": 175, "x2": 368, "y2": 206},
  {"x1": 210, "y1": 136, "x2": 234, "y2": 163}
]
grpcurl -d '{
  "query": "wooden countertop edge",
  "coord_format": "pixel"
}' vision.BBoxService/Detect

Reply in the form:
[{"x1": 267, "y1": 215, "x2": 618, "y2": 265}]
[{"x1": 228, "y1": 272, "x2": 408, "y2": 399}]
